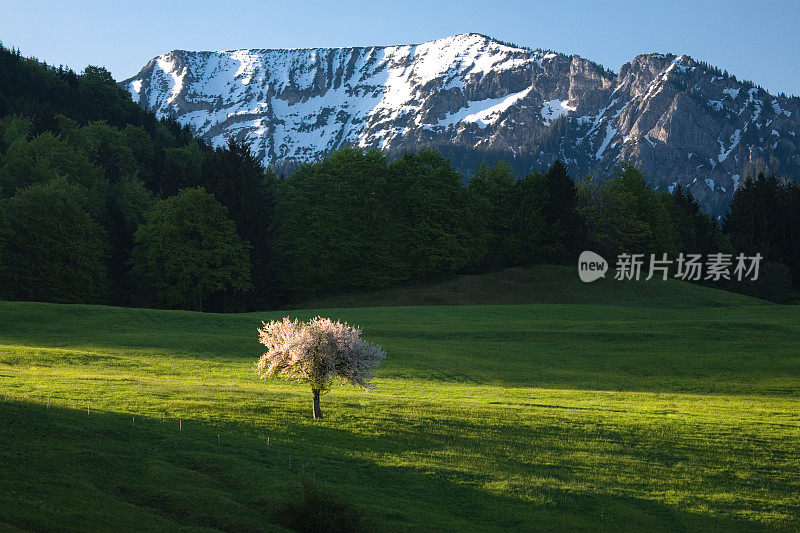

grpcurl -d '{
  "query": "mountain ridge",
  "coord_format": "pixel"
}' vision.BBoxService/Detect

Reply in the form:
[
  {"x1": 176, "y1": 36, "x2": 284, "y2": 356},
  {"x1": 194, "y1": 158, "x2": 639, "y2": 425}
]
[{"x1": 122, "y1": 33, "x2": 800, "y2": 215}]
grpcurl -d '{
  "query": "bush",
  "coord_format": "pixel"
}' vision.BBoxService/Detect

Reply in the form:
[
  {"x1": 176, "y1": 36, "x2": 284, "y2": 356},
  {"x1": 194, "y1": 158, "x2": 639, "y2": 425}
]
[{"x1": 276, "y1": 474, "x2": 366, "y2": 533}]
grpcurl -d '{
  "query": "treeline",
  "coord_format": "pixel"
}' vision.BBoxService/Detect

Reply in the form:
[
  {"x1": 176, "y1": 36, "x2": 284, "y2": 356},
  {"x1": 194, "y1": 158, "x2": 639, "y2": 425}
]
[
  {"x1": 273, "y1": 152, "x2": 799, "y2": 303},
  {"x1": 0, "y1": 44, "x2": 196, "y2": 149},
  {"x1": 0, "y1": 43, "x2": 271, "y2": 310},
  {"x1": 0, "y1": 44, "x2": 798, "y2": 311},
  {"x1": 0, "y1": 111, "x2": 275, "y2": 310}
]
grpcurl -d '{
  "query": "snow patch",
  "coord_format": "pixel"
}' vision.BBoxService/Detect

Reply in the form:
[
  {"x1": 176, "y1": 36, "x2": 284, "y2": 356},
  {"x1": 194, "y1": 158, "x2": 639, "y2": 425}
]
[
  {"x1": 439, "y1": 87, "x2": 533, "y2": 128},
  {"x1": 540, "y1": 99, "x2": 576, "y2": 124},
  {"x1": 723, "y1": 87, "x2": 739, "y2": 99},
  {"x1": 772, "y1": 100, "x2": 792, "y2": 117},
  {"x1": 718, "y1": 129, "x2": 741, "y2": 162},
  {"x1": 156, "y1": 56, "x2": 184, "y2": 105},
  {"x1": 595, "y1": 123, "x2": 617, "y2": 159}
]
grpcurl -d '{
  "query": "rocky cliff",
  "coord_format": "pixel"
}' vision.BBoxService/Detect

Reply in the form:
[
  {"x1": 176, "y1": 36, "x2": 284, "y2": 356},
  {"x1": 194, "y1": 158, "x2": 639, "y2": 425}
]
[{"x1": 122, "y1": 33, "x2": 800, "y2": 214}]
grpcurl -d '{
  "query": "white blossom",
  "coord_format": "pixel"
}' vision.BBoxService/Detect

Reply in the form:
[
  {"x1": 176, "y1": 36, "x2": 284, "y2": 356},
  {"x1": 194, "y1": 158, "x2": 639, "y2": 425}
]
[{"x1": 255, "y1": 316, "x2": 386, "y2": 393}]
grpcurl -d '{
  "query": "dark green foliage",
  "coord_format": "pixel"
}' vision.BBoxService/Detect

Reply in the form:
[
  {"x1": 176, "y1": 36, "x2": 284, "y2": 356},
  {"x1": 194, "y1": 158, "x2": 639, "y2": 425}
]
[
  {"x1": 273, "y1": 148, "x2": 492, "y2": 301},
  {"x1": 0, "y1": 204, "x2": 10, "y2": 299},
  {"x1": 579, "y1": 164, "x2": 678, "y2": 259},
  {"x1": 0, "y1": 114, "x2": 31, "y2": 151},
  {"x1": 275, "y1": 148, "x2": 402, "y2": 298},
  {"x1": 122, "y1": 124, "x2": 157, "y2": 187},
  {"x1": 468, "y1": 161, "x2": 520, "y2": 269},
  {"x1": 724, "y1": 174, "x2": 788, "y2": 260},
  {"x1": 388, "y1": 149, "x2": 487, "y2": 280},
  {"x1": 539, "y1": 159, "x2": 587, "y2": 262},
  {"x1": 201, "y1": 139, "x2": 276, "y2": 306},
  {"x1": 277, "y1": 474, "x2": 366, "y2": 533},
  {"x1": 508, "y1": 171, "x2": 548, "y2": 264},
  {"x1": 130, "y1": 188, "x2": 252, "y2": 312},
  {"x1": 724, "y1": 173, "x2": 800, "y2": 290},
  {"x1": 0, "y1": 117, "x2": 101, "y2": 194},
  {"x1": 79, "y1": 121, "x2": 138, "y2": 184},
  {"x1": 0, "y1": 179, "x2": 109, "y2": 303},
  {"x1": 104, "y1": 176, "x2": 155, "y2": 305},
  {"x1": 668, "y1": 185, "x2": 728, "y2": 255},
  {"x1": 161, "y1": 141, "x2": 203, "y2": 197},
  {"x1": 0, "y1": 44, "x2": 274, "y2": 311},
  {"x1": 0, "y1": 41, "x2": 796, "y2": 309},
  {"x1": 0, "y1": 43, "x2": 194, "y2": 142}
]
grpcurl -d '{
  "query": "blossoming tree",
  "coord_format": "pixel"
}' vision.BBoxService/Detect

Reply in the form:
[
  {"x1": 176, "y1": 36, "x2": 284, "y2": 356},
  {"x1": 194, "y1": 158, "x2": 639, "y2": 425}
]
[{"x1": 255, "y1": 316, "x2": 386, "y2": 419}]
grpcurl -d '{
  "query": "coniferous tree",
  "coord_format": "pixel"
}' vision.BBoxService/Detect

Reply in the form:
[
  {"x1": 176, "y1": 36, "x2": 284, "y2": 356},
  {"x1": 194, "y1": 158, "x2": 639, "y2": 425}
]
[
  {"x1": 579, "y1": 174, "x2": 652, "y2": 259},
  {"x1": 511, "y1": 170, "x2": 548, "y2": 264},
  {"x1": 723, "y1": 174, "x2": 799, "y2": 290},
  {"x1": 668, "y1": 185, "x2": 728, "y2": 255},
  {"x1": 104, "y1": 176, "x2": 155, "y2": 305},
  {"x1": 201, "y1": 138, "x2": 276, "y2": 307},
  {"x1": 79, "y1": 121, "x2": 138, "y2": 184},
  {"x1": 724, "y1": 174, "x2": 789, "y2": 260},
  {"x1": 539, "y1": 159, "x2": 586, "y2": 263},
  {"x1": 161, "y1": 141, "x2": 204, "y2": 197},
  {"x1": 579, "y1": 165, "x2": 677, "y2": 259}
]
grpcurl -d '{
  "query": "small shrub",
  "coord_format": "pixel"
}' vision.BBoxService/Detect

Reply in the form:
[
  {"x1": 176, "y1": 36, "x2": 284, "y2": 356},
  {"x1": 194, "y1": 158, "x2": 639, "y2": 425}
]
[{"x1": 277, "y1": 474, "x2": 366, "y2": 533}]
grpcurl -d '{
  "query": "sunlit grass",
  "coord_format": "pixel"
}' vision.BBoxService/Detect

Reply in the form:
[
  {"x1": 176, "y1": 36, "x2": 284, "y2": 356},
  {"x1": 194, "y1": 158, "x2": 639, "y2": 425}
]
[{"x1": 1, "y1": 296, "x2": 799, "y2": 531}]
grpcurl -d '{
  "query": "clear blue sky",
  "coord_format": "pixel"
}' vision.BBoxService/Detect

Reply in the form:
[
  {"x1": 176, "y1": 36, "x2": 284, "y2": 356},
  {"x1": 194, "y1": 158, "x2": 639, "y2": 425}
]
[{"x1": 2, "y1": 0, "x2": 799, "y2": 95}]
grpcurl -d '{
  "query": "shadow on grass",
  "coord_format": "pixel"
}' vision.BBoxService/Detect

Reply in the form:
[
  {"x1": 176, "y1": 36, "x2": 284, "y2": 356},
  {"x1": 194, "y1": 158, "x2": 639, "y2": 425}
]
[{"x1": 0, "y1": 399, "x2": 780, "y2": 532}]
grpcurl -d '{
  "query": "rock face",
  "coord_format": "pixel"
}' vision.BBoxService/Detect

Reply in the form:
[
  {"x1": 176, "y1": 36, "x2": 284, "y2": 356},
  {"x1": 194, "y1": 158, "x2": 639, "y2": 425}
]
[{"x1": 122, "y1": 33, "x2": 800, "y2": 215}]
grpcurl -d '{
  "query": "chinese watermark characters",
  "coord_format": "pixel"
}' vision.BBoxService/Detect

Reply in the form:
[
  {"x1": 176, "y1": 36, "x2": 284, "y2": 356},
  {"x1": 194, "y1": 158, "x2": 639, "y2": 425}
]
[
  {"x1": 578, "y1": 251, "x2": 763, "y2": 283},
  {"x1": 613, "y1": 252, "x2": 762, "y2": 282}
]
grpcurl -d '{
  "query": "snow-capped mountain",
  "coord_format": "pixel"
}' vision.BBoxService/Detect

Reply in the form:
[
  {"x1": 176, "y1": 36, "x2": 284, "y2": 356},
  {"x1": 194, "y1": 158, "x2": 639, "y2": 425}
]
[{"x1": 123, "y1": 33, "x2": 800, "y2": 214}]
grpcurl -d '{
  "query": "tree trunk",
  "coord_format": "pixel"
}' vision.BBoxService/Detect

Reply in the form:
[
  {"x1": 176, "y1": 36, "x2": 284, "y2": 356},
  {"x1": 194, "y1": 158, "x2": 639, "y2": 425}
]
[{"x1": 312, "y1": 388, "x2": 323, "y2": 419}]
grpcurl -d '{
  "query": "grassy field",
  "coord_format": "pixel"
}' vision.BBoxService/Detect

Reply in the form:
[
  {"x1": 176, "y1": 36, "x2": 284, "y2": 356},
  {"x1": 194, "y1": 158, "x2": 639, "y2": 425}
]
[{"x1": 1, "y1": 270, "x2": 799, "y2": 531}]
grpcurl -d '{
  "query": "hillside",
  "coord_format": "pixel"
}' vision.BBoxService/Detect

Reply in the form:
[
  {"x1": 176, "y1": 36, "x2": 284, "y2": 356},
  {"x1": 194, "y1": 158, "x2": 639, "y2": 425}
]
[
  {"x1": 0, "y1": 44, "x2": 194, "y2": 142},
  {"x1": 291, "y1": 265, "x2": 767, "y2": 309},
  {"x1": 123, "y1": 33, "x2": 800, "y2": 214},
  {"x1": 1, "y1": 283, "x2": 799, "y2": 530}
]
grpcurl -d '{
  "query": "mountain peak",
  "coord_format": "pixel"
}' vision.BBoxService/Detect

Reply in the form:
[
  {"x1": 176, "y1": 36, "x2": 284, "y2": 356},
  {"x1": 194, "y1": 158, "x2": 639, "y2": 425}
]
[{"x1": 122, "y1": 36, "x2": 800, "y2": 215}]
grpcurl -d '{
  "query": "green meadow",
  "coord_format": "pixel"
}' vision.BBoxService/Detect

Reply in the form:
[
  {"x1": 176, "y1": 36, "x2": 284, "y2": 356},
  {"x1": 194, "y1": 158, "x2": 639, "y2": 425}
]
[{"x1": 1, "y1": 268, "x2": 799, "y2": 531}]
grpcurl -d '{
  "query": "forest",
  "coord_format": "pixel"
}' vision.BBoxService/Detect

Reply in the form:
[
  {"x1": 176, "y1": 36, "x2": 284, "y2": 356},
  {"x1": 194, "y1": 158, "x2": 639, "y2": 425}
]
[{"x1": 0, "y1": 43, "x2": 798, "y2": 311}]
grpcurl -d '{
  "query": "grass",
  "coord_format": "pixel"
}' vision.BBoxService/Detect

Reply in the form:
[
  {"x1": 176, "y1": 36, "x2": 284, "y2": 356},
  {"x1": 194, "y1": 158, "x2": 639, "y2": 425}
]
[{"x1": 0, "y1": 268, "x2": 799, "y2": 531}]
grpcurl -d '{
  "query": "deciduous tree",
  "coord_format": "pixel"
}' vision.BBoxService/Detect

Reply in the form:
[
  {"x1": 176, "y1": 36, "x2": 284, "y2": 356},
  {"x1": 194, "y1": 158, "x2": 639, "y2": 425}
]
[
  {"x1": 255, "y1": 317, "x2": 385, "y2": 419},
  {"x1": 1, "y1": 179, "x2": 110, "y2": 303},
  {"x1": 130, "y1": 187, "x2": 251, "y2": 311}
]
